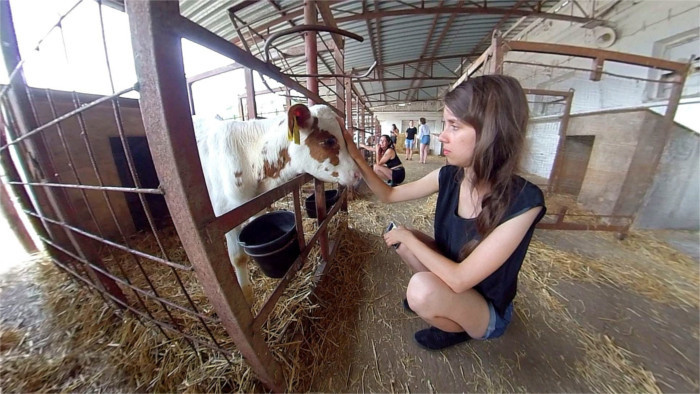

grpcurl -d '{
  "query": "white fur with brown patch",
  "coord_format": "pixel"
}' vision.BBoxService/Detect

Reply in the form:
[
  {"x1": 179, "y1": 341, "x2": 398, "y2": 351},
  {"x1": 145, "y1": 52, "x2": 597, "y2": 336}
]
[{"x1": 194, "y1": 104, "x2": 359, "y2": 304}]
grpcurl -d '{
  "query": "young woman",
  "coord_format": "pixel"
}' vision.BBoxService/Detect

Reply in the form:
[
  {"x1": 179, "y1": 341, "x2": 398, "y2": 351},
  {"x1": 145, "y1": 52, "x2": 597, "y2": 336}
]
[
  {"x1": 360, "y1": 135, "x2": 406, "y2": 186},
  {"x1": 390, "y1": 124, "x2": 399, "y2": 145},
  {"x1": 342, "y1": 75, "x2": 546, "y2": 350},
  {"x1": 417, "y1": 117, "x2": 431, "y2": 164},
  {"x1": 405, "y1": 120, "x2": 418, "y2": 161}
]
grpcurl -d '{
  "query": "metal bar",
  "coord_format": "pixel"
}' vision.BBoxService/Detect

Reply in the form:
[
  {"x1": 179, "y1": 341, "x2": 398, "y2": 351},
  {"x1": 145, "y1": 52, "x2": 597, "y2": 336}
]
[
  {"x1": 7, "y1": 180, "x2": 162, "y2": 194},
  {"x1": 0, "y1": 1, "x2": 126, "y2": 305},
  {"x1": 334, "y1": 5, "x2": 604, "y2": 24},
  {"x1": 208, "y1": 173, "x2": 312, "y2": 234},
  {"x1": 549, "y1": 90, "x2": 573, "y2": 193},
  {"x1": 23, "y1": 209, "x2": 193, "y2": 271},
  {"x1": 42, "y1": 235, "x2": 219, "y2": 324},
  {"x1": 504, "y1": 60, "x2": 682, "y2": 84},
  {"x1": 0, "y1": 85, "x2": 137, "y2": 153},
  {"x1": 49, "y1": 256, "x2": 236, "y2": 358},
  {"x1": 172, "y1": 13, "x2": 342, "y2": 119},
  {"x1": 305, "y1": 0, "x2": 319, "y2": 106},
  {"x1": 252, "y1": 188, "x2": 346, "y2": 330},
  {"x1": 504, "y1": 41, "x2": 689, "y2": 72},
  {"x1": 0, "y1": 176, "x2": 38, "y2": 253},
  {"x1": 125, "y1": 1, "x2": 284, "y2": 390},
  {"x1": 98, "y1": 0, "x2": 223, "y2": 350}
]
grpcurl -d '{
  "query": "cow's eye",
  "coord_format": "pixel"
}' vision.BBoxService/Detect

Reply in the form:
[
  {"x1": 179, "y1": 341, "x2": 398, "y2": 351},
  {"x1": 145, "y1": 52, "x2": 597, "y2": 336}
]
[{"x1": 321, "y1": 136, "x2": 337, "y2": 147}]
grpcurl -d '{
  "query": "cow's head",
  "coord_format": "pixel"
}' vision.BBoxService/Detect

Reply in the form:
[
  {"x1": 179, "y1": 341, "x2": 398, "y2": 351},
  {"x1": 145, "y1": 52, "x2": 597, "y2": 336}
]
[{"x1": 287, "y1": 104, "x2": 360, "y2": 186}]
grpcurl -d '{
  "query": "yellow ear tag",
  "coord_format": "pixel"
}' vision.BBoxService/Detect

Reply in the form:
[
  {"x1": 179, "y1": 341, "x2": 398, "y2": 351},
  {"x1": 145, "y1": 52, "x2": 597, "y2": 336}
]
[{"x1": 288, "y1": 117, "x2": 301, "y2": 145}]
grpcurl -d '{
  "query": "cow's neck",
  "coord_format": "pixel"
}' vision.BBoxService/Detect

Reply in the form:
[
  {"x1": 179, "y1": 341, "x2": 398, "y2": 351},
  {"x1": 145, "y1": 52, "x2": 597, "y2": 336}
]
[{"x1": 255, "y1": 122, "x2": 300, "y2": 191}]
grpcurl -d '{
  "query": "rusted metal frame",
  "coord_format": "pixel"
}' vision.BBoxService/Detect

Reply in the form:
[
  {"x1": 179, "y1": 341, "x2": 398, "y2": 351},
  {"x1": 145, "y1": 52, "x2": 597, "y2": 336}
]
[
  {"x1": 571, "y1": 0, "x2": 589, "y2": 18},
  {"x1": 126, "y1": 1, "x2": 284, "y2": 389},
  {"x1": 372, "y1": 0, "x2": 387, "y2": 99},
  {"x1": 0, "y1": 180, "x2": 38, "y2": 253},
  {"x1": 244, "y1": 69, "x2": 258, "y2": 119},
  {"x1": 364, "y1": 83, "x2": 446, "y2": 97},
  {"x1": 0, "y1": 0, "x2": 84, "y2": 98},
  {"x1": 0, "y1": 1, "x2": 127, "y2": 306},
  {"x1": 98, "y1": 0, "x2": 222, "y2": 350},
  {"x1": 305, "y1": 0, "x2": 319, "y2": 106},
  {"x1": 345, "y1": 79, "x2": 353, "y2": 131},
  {"x1": 56, "y1": 17, "x2": 199, "y2": 346},
  {"x1": 451, "y1": 44, "x2": 493, "y2": 89},
  {"x1": 1, "y1": 99, "x2": 66, "y2": 261},
  {"x1": 41, "y1": 235, "x2": 219, "y2": 324},
  {"x1": 434, "y1": 60, "x2": 460, "y2": 77},
  {"x1": 503, "y1": 41, "x2": 688, "y2": 73},
  {"x1": 172, "y1": 14, "x2": 342, "y2": 118},
  {"x1": 471, "y1": 0, "x2": 529, "y2": 55},
  {"x1": 612, "y1": 69, "x2": 687, "y2": 221},
  {"x1": 252, "y1": 186, "x2": 346, "y2": 331},
  {"x1": 335, "y1": 5, "x2": 603, "y2": 24},
  {"x1": 354, "y1": 53, "x2": 473, "y2": 72},
  {"x1": 187, "y1": 63, "x2": 246, "y2": 85},
  {"x1": 230, "y1": 9, "x2": 304, "y2": 48},
  {"x1": 356, "y1": 76, "x2": 457, "y2": 82},
  {"x1": 8, "y1": 180, "x2": 161, "y2": 194},
  {"x1": 41, "y1": 87, "x2": 177, "y2": 330},
  {"x1": 203, "y1": 165, "x2": 330, "y2": 272},
  {"x1": 489, "y1": 30, "x2": 504, "y2": 74},
  {"x1": 409, "y1": 0, "x2": 463, "y2": 101},
  {"x1": 333, "y1": 40, "x2": 346, "y2": 116},
  {"x1": 22, "y1": 208, "x2": 193, "y2": 271},
  {"x1": 0, "y1": 85, "x2": 136, "y2": 153},
  {"x1": 549, "y1": 90, "x2": 573, "y2": 193},
  {"x1": 48, "y1": 255, "x2": 236, "y2": 360},
  {"x1": 406, "y1": 0, "x2": 443, "y2": 101},
  {"x1": 503, "y1": 60, "x2": 682, "y2": 84},
  {"x1": 316, "y1": 0, "x2": 345, "y2": 50}
]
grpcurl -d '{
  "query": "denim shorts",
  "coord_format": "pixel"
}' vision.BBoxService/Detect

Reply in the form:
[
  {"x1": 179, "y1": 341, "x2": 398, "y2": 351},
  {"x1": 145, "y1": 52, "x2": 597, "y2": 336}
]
[
  {"x1": 420, "y1": 135, "x2": 430, "y2": 145},
  {"x1": 479, "y1": 302, "x2": 513, "y2": 340},
  {"x1": 405, "y1": 139, "x2": 415, "y2": 149}
]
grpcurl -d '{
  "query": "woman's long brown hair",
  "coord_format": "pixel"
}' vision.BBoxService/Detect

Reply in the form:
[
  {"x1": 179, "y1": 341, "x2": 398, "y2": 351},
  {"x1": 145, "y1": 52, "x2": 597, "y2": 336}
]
[{"x1": 444, "y1": 75, "x2": 529, "y2": 260}]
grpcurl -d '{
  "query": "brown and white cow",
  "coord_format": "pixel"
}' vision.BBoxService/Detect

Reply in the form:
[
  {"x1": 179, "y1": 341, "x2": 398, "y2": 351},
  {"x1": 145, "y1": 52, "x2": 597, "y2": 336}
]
[{"x1": 194, "y1": 103, "x2": 359, "y2": 304}]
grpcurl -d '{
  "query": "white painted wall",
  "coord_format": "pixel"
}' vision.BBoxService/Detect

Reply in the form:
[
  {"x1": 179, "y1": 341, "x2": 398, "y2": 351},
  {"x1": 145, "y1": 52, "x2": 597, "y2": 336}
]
[{"x1": 515, "y1": 0, "x2": 700, "y2": 229}]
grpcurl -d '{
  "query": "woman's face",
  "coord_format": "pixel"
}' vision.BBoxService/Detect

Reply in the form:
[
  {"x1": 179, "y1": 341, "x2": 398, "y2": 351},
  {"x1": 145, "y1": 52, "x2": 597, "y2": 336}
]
[
  {"x1": 378, "y1": 136, "x2": 390, "y2": 148},
  {"x1": 438, "y1": 107, "x2": 477, "y2": 167}
]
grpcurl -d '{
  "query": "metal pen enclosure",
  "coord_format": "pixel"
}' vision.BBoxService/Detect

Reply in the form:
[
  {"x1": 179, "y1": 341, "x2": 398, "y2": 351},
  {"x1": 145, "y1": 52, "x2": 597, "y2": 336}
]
[{"x1": 0, "y1": 0, "x2": 373, "y2": 390}]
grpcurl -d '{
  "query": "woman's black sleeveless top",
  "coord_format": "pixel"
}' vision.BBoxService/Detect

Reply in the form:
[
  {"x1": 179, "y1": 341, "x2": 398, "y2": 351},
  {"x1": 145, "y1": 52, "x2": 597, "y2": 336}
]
[{"x1": 434, "y1": 165, "x2": 546, "y2": 317}]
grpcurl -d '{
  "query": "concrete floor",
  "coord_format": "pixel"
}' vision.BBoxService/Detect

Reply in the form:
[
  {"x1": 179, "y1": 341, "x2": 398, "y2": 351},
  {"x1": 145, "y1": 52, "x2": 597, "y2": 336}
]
[{"x1": 1, "y1": 153, "x2": 698, "y2": 392}]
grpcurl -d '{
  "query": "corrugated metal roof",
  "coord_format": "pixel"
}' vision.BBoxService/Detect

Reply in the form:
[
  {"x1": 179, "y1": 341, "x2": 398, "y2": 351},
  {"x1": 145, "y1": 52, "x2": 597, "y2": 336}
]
[{"x1": 179, "y1": 0, "x2": 580, "y2": 109}]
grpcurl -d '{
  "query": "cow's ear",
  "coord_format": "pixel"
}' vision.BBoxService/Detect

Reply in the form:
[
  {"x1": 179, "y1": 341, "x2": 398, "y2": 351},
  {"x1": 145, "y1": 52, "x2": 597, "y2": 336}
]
[{"x1": 287, "y1": 104, "x2": 311, "y2": 144}]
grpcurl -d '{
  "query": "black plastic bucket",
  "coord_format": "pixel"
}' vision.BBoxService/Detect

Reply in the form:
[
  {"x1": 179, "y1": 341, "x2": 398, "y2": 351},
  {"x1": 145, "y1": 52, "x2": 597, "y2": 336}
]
[
  {"x1": 305, "y1": 189, "x2": 340, "y2": 218},
  {"x1": 237, "y1": 210, "x2": 300, "y2": 278}
]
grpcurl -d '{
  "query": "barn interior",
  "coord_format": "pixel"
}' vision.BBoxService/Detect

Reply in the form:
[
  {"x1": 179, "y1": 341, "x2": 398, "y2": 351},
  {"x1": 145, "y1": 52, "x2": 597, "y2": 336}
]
[{"x1": 0, "y1": 0, "x2": 698, "y2": 392}]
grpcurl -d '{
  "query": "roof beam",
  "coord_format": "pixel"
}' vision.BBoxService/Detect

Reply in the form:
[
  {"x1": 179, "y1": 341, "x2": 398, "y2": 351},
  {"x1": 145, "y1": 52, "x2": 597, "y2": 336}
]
[
  {"x1": 404, "y1": 0, "x2": 443, "y2": 102},
  {"x1": 407, "y1": 0, "x2": 463, "y2": 101},
  {"x1": 333, "y1": 5, "x2": 602, "y2": 24}
]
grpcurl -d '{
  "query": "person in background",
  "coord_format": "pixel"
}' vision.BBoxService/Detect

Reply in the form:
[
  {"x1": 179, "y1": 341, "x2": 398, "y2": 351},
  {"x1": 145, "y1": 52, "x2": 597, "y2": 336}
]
[
  {"x1": 405, "y1": 120, "x2": 418, "y2": 161},
  {"x1": 390, "y1": 124, "x2": 399, "y2": 145},
  {"x1": 359, "y1": 134, "x2": 405, "y2": 186},
  {"x1": 418, "y1": 117, "x2": 431, "y2": 164},
  {"x1": 341, "y1": 75, "x2": 546, "y2": 350}
]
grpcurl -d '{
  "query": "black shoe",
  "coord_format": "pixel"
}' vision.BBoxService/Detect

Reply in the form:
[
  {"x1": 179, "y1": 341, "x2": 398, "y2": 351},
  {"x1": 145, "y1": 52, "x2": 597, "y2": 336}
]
[
  {"x1": 403, "y1": 298, "x2": 415, "y2": 314},
  {"x1": 414, "y1": 326, "x2": 471, "y2": 350}
]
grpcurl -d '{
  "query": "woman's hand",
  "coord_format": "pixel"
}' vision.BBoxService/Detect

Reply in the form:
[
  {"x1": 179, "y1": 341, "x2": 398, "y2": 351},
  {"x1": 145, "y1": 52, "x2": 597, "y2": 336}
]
[
  {"x1": 338, "y1": 119, "x2": 364, "y2": 162},
  {"x1": 383, "y1": 224, "x2": 412, "y2": 248}
]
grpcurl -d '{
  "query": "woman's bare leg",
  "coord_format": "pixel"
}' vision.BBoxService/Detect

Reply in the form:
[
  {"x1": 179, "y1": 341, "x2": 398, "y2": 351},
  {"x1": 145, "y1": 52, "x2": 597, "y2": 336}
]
[
  {"x1": 372, "y1": 164, "x2": 392, "y2": 181},
  {"x1": 407, "y1": 272, "x2": 490, "y2": 338}
]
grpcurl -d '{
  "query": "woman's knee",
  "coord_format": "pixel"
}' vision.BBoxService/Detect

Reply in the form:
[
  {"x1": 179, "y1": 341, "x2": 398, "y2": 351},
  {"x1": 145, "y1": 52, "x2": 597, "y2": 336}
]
[{"x1": 406, "y1": 272, "x2": 443, "y2": 313}]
